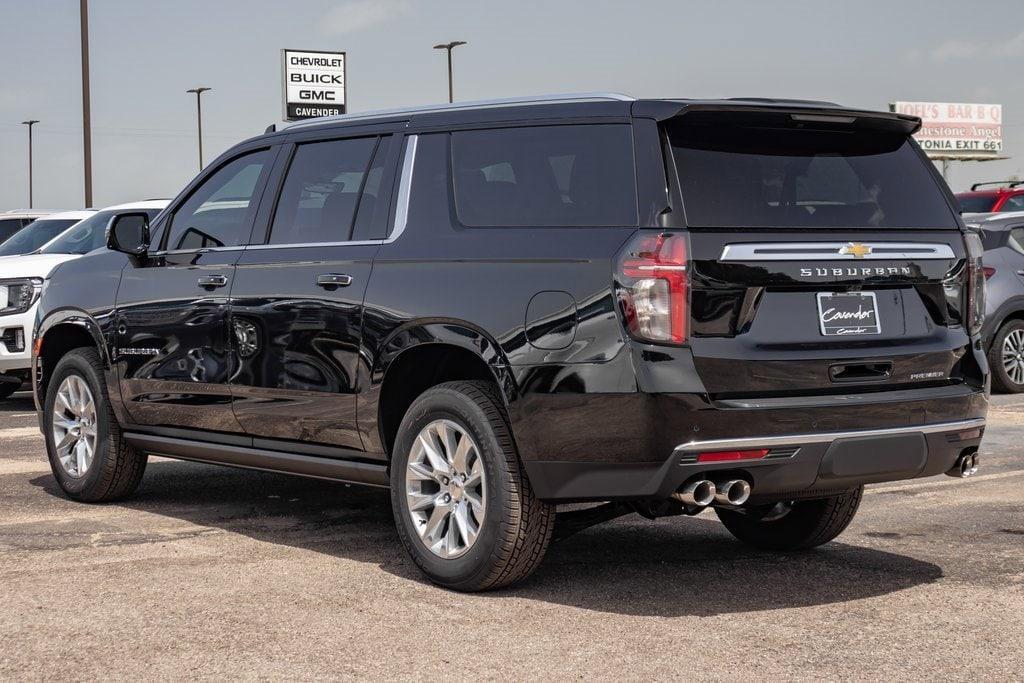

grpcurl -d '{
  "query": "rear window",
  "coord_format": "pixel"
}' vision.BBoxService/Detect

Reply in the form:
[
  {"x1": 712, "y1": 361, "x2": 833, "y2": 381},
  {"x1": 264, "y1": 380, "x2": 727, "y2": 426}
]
[
  {"x1": 958, "y1": 194, "x2": 999, "y2": 213},
  {"x1": 668, "y1": 120, "x2": 958, "y2": 229},
  {"x1": 451, "y1": 124, "x2": 637, "y2": 227}
]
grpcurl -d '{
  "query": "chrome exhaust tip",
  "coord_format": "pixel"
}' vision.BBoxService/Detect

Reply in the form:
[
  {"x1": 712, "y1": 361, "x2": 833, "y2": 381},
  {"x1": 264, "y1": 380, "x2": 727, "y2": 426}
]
[
  {"x1": 946, "y1": 452, "x2": 979, "y2": 478},
  {"x1": 714, "y1": 479, "x2": 752, "y2": 506},
  {"x1": 673, "y1": 479, "x2": 716, "y2": 507}
]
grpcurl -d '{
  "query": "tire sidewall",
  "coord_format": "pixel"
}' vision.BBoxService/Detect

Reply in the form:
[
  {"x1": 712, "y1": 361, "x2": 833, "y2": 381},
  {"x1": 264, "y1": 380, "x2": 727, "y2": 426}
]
[
  {"x1": 43, "y1": 351, "x2": 115, "y2": 498},
  {"x1": 991, "y1": 320, "x2": 1024, "y2": 393},
  {"x1": 390, "y1": 386, "x2": 512, "y2": 587}
]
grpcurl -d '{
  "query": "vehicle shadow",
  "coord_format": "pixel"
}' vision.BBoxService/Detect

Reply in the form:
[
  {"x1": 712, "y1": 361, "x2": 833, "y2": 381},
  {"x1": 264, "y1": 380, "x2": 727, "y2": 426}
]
[
  {"x1": 0, "y1": 392, "x2": 36, "y2": 412},
  {"x1": 31, "y1": 459, "x2": 942, "y2": 617}
]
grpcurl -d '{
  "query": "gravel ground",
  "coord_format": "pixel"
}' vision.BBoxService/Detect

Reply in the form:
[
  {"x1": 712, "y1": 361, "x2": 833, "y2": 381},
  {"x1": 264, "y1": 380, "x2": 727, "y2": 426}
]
[{"x1": 0, "y1": 391, "x2": 1021, "y2": 680}]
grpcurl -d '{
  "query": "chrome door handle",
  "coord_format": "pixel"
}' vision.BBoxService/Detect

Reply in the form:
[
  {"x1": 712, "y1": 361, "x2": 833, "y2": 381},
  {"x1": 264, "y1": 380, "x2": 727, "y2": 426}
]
[
  {"x1": 197, "y1": 274, "x2": 228, "y2": 289},
  {"x1": 1016, "y1": 270, "x2": 1024, "y2": 276},
  {"x1": 316, "y1": 273, "x2": 353, "y2": 288}
]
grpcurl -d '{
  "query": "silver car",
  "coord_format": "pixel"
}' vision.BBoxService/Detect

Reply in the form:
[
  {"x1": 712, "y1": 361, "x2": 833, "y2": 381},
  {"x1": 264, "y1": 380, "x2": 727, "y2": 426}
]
[{"x1": 966, "y1": 211, "x2": 1024, "y2": 392}]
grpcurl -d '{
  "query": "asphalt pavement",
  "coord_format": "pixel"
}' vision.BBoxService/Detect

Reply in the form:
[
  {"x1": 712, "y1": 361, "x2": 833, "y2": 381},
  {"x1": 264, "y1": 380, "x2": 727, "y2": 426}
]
[{"x1": 1, "y1": 391, "x2": 1022, "y2": 679}]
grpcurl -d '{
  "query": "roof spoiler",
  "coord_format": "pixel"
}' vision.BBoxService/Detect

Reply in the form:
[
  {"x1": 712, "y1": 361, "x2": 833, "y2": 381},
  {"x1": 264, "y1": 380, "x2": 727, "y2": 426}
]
[{"x1": 633, "y1": 101, "x2": 921, "y2": 135}]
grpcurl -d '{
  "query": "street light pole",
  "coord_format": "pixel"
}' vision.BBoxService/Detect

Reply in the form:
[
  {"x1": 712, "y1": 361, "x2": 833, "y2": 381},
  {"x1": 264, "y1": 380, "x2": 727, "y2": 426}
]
[
  {"x1": 21, "y1": 120, "x2": 39, "y2": 208},
  {"x1": 432, "y1": 41, "x2": 467, "y2": 103},
  {"x1": 186, "y1": 87, "x2": 211, "y2": 171},
  {"x1": 80, "y1": 0, "x2": 92, "y2": 207}
]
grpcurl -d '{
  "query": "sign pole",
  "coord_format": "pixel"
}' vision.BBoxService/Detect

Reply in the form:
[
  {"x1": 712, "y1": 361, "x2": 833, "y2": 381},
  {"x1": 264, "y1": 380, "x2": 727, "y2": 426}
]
[{"x1": 80, "y1": 0, "x2": 92, "y2": 207}]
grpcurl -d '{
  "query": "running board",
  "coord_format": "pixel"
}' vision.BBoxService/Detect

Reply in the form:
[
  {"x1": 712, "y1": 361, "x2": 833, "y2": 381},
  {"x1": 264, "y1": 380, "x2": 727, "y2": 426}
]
[{"x1": 123, "y1": 433, "x2": 389, "y2": 487}]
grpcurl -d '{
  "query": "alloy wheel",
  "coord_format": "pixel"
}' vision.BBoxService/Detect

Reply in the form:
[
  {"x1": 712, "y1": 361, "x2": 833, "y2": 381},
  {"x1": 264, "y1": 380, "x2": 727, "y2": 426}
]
[
  {"x1": 51, "y1": 375, "x2": 98, "y2": 478},
  {"x1": 1002, "y1": 329, "x2": 1024, "y2": 385},
  {"x1": 404, "y1": 419, "x2": 486, "y2": 559}
]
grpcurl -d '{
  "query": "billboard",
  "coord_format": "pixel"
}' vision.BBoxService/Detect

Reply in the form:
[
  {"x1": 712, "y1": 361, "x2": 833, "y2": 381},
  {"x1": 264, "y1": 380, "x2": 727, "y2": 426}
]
[
  {"x1": 891, "y1": 101, "x2": 1002, "y2": 159},
  {"x1": 282, "y1": 49, "x2": 347, "y2": 120}
]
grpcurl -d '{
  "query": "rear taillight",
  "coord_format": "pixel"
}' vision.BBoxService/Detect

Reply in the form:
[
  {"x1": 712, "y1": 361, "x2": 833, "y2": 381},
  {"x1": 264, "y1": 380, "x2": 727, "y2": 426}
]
[
  {"x1": 617, "y1": 232, "x2": 690, "y2": 344},
  {"x1": 983, "y1": 266, "x2": 996, "y2": 280},
  {"x1": 965, "y1": 232, "x2": 986, "y2": 336}
]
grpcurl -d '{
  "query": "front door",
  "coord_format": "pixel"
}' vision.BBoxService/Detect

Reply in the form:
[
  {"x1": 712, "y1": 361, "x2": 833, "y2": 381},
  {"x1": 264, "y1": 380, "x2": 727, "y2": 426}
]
[
  {"x1": 229, "y1": 134, "x2": 396, "y2": 450},
  {"x1": 115, "y1": 147, "x2": 276, "y2": 432}
]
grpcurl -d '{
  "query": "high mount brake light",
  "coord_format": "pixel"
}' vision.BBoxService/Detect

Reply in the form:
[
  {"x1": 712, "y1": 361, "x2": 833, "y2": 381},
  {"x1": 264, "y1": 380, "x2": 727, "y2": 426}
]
[{"x1": 617, "y1": 233, "x2": 690, "y2": 345}]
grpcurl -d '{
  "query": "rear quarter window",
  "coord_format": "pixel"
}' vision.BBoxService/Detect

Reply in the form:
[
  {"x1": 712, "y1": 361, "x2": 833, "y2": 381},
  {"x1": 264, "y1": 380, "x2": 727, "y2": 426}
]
[{"x1": 451, "y1": 124, "x2": 638, "y2": 227}]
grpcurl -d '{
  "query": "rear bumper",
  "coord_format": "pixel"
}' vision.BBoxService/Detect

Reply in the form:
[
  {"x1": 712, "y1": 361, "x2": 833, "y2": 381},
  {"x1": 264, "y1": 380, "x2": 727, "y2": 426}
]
[{"x1": 518, "y1": 385, "x2": 988, "y2": 502}]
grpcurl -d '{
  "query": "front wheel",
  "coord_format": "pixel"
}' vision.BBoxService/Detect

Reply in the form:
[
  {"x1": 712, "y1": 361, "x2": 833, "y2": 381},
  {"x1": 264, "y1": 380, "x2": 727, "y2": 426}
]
[
  {"x1": 43, "y1": 348, "x2": 147, "y2": 502},
  {"x1": 390, "y1": 381, "x2": 555, "y2": 591},
  {"x1": 715, "y1": 487, "x2": 863, "y2": 551}
]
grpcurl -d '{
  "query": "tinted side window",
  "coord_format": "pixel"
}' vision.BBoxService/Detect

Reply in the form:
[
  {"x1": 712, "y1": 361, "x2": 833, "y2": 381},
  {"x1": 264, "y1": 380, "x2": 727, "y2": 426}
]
[
  {"x1": 351, "y1": 136, "x2": 393, "y2": 241},
  {"x1": 269, "y1": 137, "x2": 377, "y2": 245},
  {"x1": 451, "y1": 125, "x2": 638, "y2": 227},
  {"x1": 1002, "y1": 195, "x2": 1024, "y2": 212},
  {"x1": 166, "y1": 149, "x2": 271, "y2": 251},
  {"x1": 1009, "y1": 228, "x2": 1024, "y2": 255}
]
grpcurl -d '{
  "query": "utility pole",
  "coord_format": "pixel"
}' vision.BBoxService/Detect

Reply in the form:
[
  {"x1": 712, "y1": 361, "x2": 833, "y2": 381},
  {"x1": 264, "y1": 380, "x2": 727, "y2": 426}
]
[
  {"x1": 21, "y1": 120, "x2": 39, "y2": 208},
  {"x1": 432, "y1": 41, "x2": 467, "y2": 103},
  {"x1": 80, "y1": 0, "x2": 93, "y2": 206},
  {"x1": 186, "y1": 87, "x2": 212, "y2": 170}
]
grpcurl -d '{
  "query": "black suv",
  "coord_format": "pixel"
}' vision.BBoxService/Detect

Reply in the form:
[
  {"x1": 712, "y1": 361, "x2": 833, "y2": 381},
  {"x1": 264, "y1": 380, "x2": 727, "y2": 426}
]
[{"x1": 33, "y1": 94, "x2": 988, "y2": 591}]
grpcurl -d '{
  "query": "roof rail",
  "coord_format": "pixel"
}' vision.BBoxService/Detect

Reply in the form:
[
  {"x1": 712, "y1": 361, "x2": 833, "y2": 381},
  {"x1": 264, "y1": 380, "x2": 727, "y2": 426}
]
[
  {"x1": 284, "y1": 92, "x2": 635, "y2": 131},
  {"x1": 969, "y1": 181, "x2": 1024, "y2": 191}
]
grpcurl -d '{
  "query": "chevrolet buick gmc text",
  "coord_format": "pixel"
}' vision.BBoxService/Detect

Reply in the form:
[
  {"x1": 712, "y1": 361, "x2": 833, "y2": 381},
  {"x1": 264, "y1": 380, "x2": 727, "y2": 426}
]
[{"x1": 32, "y1": 95, "x2": 989, "y2": 590}]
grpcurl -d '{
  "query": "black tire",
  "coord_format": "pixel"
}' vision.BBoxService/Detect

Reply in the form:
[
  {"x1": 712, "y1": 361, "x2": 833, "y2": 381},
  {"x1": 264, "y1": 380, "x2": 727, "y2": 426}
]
[
  {"x1": 42, "y1": 348, "x2": 147, "y2": 502},
  {"x1": 390, "y1": 380, "x2": 555, "y2": 591},
  {"x1": 988, "y1": 319, "x2": 1024, "y2": 393},
  {"x1": 715, "y1": 486, "x2": 863, "y2": 551}
]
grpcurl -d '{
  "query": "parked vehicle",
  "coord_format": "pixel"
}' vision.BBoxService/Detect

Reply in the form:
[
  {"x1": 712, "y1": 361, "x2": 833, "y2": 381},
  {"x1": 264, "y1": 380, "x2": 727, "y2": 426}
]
[
  {"x1": 962, "y1": 211, "x2": 1024, "y2": 393},
  {"x1": 0, "y1": 210, "x2": 52, "y2": 246},
  {"x1": 0, "y1": 201, "x2": 167, "y2": 399},
  {"x1": 956, "y1": 181, "x2": 1024, "y2": 214},
  {"x1": 33, "y1": 94, "x2": 988, "y2": 591},
  {"x1": 0, "y1": 210, "x2": 95, "y2": 258}
]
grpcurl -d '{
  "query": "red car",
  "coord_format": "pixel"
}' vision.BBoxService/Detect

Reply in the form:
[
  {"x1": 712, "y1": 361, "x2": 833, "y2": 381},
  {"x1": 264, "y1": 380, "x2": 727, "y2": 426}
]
[{"x1": 957, "y1": 181, "x2": 1024, "y2": 213}]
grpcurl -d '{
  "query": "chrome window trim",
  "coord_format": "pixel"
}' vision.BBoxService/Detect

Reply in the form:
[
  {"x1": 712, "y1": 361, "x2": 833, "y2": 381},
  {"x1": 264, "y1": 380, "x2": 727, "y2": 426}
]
[
  {"x1": 244, "y1": 240, "x2": 384, "y2": 250},
  {"x1": 673, "y1": 417, "x2": 985, "y2": 455},
  {"x1": 387, "y1": 134, "x2": 418, "y2": 244},
  {"x1": 719, "y1": 242, "x2": 957, "y2": 262}
]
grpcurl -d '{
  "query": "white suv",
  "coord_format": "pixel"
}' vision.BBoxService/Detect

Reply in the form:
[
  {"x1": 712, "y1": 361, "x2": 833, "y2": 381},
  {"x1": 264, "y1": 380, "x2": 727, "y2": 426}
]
[{"x1": 0, "y1": 201, "x2": 168, "y2": 398}]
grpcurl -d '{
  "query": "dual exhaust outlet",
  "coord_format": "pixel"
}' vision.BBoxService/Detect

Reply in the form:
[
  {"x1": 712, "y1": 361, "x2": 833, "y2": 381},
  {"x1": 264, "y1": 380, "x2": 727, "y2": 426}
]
[
  {"x1": 946, "y1": 451, "x2": 980, "y2": 478},
  {"x1": 673, "y1": 478, "x2": 751, "y2": 508}
]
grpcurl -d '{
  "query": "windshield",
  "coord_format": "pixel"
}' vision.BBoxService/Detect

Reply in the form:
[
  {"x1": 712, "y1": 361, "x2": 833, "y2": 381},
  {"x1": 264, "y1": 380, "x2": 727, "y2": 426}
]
[
  {"x1": 0, "y1": 219, "x2": 80, "y2": 256},
  {"x1": 39, "y1": 209, "x2": 163, "y2": 255},
  {"x1": 956, "y1": 195, "x2": 998, "y2": 213},
  {"x1": 667, "y1": 119, "x2": 958, "y2": 229}
]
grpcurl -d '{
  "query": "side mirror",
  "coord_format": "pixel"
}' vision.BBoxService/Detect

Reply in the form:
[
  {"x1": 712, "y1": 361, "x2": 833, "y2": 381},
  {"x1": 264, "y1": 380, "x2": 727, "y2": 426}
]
[{"x1": 106, "y1": 212, "x2": 150, "y2": 256}]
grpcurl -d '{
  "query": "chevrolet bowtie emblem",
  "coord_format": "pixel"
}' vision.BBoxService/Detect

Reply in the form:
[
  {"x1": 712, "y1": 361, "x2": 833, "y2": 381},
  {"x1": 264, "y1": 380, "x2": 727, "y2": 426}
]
[{"x1": 840, "y1": 242, "x2": 872, "y2": 258}]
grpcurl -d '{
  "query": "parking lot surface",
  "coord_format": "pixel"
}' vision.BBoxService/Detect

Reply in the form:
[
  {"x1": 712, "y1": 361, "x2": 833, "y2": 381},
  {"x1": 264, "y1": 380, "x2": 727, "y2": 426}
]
[{"x1": 1, "y1": 392, "x2": 1022, "y2": 680}]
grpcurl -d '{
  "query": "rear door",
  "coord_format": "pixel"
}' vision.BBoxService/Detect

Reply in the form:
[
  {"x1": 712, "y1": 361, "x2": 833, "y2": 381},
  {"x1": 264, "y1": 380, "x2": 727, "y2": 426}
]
[
  {"x1": 116, "y1": 147, "x2": 276, "y2": 431},
  {"x1": 228, "y1": 132, "x2": 399, "y2": 450},
  {"x1": 663, "y1": 109, "x2": 972, "y2": 396}
]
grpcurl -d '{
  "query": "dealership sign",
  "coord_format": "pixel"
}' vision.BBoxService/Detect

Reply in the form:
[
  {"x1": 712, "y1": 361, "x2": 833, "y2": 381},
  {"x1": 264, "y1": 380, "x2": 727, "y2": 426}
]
[
  {"x1": 282, "y1": 49, "x2": 346, "y2": 120},
  {"x1": 891, "y1": 101, "x2": 1002, "y2": 159}
]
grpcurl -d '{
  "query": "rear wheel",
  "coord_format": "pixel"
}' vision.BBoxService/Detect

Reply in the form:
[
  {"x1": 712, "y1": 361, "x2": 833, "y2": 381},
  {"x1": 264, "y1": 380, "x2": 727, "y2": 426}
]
[
  {"x1": 390, "y1": 380, "x2": 555, "y2": 591},
  {"x1": 989, "y1": 319, "x2": 1024, "y2": 393},
  {"x1": 43, "y1": 348, "x2": 147, "y2": 502},
  {"x1": 715, "y1": 486, "x2": 863, "y2": 551}
]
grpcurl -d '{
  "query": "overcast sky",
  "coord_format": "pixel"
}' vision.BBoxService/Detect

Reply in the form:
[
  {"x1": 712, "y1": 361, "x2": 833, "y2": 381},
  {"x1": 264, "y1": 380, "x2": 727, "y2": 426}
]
[{"x1": 2, "y1": 0, "x2": 1023, "y2": 210}]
